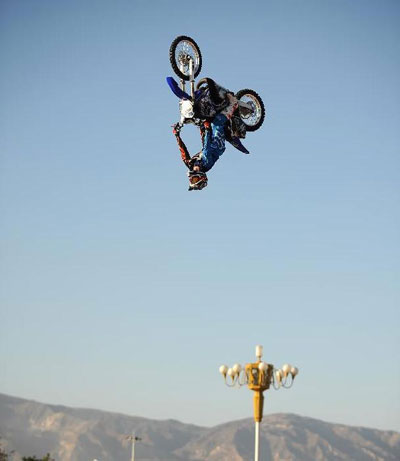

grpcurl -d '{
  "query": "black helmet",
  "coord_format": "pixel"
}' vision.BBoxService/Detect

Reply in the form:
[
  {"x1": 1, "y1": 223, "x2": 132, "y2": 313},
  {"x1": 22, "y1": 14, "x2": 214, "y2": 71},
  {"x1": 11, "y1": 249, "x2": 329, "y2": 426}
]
[{"x1": 188, "y1": 171, "x2": 208, "y2": 191}]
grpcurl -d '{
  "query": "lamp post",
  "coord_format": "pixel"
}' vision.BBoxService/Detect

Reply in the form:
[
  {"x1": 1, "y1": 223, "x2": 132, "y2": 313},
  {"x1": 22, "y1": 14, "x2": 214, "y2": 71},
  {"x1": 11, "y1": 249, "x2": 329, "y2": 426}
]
[
  {"x1": 125, "y1": 434, "x2": 141, "y2": 461},
  {"x1": 219, "y1": 345, "x2": 299, "y2": 461}
]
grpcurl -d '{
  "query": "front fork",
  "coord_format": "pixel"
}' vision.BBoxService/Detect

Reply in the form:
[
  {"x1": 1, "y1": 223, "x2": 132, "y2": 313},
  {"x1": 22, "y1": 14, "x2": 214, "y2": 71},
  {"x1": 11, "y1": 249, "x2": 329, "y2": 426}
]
[
  {"x1": 189, "y1": 57, "x2": 195, "y2": 100},
  {"x1": 178, "y1": 58, "x2": 196, "y2": 126},
  {"x1": 179, "y1": 58, "x2": 195, "y2": 99}
]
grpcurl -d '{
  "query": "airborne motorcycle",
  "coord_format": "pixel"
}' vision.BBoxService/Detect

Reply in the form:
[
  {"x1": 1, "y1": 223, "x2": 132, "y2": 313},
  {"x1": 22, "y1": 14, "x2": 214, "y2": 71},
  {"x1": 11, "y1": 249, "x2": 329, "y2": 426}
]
[{"x1": 166, "y1": 36, "x2": 265, "y2": 189}]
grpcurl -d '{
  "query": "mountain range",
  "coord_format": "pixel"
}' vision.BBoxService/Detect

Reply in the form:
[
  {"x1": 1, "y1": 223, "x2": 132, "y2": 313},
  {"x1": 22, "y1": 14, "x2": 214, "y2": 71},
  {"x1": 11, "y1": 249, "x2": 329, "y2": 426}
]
[{"x1": 0, "y1": 393, "x2": 399, "y2": 460}]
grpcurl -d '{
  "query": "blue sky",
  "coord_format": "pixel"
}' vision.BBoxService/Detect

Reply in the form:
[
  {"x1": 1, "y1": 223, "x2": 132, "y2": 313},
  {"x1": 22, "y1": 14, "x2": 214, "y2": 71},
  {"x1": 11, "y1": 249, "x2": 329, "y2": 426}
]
[{"x1": 1, "y1": 0, "x2": 399, "y2": 432}]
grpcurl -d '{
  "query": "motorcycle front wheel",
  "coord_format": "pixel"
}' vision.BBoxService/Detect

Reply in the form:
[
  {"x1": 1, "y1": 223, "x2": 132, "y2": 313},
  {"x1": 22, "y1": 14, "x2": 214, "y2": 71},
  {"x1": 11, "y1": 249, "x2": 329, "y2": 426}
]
[
  {"x1": 169, "y1": 36, "x2": 202, "y2": 81},
  {"x1": 236, "y1": 89, "x2": 265, "y2": 132}
]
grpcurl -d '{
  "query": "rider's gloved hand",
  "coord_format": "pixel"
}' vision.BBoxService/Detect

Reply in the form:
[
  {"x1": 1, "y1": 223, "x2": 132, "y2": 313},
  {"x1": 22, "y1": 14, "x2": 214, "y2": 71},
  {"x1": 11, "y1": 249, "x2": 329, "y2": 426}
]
[{"x1": 172, "y1": 123, "x2": 182, "y2": 136}]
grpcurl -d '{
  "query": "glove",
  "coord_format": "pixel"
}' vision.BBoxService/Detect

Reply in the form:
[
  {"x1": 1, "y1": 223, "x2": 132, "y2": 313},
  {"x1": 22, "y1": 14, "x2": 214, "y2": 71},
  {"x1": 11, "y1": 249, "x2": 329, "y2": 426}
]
[{"x1": 172, "y1": 123, "x2": 182, "y2": 136}]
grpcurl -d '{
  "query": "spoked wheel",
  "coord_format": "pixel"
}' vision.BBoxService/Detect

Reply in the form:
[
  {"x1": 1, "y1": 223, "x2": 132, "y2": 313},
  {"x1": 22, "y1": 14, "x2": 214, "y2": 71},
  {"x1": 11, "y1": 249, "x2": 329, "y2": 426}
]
[
  {"x1": 169, "y1": 36, "x2": 202, "y2": 81},
  {"x1": 236, "y1": 89, "x2": 265, "y2": 131}
]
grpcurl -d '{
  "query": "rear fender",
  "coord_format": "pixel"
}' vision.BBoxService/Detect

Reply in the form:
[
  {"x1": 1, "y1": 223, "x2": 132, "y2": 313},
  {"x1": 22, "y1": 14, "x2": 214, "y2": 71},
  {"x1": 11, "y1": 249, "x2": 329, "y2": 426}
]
[{"x1": 227, "y1": 136, "x2": 250, "y2": 154}]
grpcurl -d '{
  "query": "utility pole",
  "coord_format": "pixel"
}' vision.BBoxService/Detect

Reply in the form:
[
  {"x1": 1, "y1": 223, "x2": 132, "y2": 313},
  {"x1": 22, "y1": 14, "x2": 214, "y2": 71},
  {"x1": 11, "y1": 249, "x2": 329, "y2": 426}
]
[{"x1": 125, "y1": 434, "x2": 141, "y2": 461}]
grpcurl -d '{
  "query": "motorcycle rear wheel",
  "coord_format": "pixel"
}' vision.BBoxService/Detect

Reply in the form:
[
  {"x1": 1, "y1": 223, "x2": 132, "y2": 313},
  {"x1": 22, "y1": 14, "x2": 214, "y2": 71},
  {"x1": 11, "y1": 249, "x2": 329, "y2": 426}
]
[
  {"x1": 235, "y1": 89, "x2": 265, "y2": 132},
  {"x1": 169, "y1": 36, "x2": 202, "y2": 81}
]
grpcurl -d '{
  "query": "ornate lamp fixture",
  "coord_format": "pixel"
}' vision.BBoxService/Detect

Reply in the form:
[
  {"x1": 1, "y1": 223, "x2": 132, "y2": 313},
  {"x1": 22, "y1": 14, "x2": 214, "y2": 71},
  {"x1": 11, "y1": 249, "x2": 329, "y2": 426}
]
[{"x1": 219, "y1": 345, "x2": 299, "y2": 461}]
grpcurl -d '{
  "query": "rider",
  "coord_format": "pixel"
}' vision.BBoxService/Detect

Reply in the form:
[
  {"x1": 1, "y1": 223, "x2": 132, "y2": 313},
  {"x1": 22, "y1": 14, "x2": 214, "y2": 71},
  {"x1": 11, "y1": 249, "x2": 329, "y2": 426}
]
[{"x1": 173, "y1": 92, "x2": 240, "y2": 191}]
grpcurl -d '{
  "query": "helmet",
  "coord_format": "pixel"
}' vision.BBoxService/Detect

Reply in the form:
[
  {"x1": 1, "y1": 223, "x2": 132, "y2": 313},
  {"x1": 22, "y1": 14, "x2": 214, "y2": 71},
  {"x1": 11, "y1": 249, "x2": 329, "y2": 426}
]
[{"x1": 188, "y1": 171, "x2": 208, "y2": 191}]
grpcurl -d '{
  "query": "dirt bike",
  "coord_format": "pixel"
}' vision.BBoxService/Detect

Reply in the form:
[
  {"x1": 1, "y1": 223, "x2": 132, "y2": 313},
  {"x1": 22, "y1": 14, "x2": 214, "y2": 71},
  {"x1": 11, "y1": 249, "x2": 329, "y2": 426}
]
[{"x1": 166, "y1": 35, "x2": 265, "y2": 154}]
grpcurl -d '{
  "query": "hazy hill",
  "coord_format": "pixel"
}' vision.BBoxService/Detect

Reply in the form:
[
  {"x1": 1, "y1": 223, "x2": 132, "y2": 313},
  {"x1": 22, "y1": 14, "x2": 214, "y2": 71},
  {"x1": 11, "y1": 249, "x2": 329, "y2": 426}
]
[{"x1": 0, "y1": 393, "x2": 399, "y2": 460}]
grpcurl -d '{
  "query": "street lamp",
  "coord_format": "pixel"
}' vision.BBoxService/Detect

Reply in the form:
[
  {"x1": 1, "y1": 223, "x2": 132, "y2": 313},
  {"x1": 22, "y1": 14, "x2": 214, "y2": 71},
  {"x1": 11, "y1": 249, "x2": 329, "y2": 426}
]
[
  {"x1": 219, "y1": 345, "x2": 299, "y2": 461},
  {"x1": 125, "y1": 434, "x2": 142, "y2": 461}
]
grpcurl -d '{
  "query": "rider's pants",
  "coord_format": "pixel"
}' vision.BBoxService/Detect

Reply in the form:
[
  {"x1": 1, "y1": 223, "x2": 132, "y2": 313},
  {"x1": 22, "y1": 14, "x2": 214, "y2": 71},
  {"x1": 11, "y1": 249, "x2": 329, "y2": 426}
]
[{"x1": 200, "y1": 114, "x2": 227, "y2": 172}]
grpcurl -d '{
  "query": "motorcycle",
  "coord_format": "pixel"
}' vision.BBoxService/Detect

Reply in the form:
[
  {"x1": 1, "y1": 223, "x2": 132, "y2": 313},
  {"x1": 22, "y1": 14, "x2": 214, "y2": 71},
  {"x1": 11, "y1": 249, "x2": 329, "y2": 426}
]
[{"x1": 166, "y1": 36, "x2": 265, "y2": 154}]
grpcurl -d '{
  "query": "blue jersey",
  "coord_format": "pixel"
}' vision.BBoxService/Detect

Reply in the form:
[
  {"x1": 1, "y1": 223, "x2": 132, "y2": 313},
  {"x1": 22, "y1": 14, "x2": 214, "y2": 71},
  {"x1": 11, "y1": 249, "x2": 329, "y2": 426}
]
[{"x1": 199, "y1": 114, "x2": 228, "y2": 172}]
